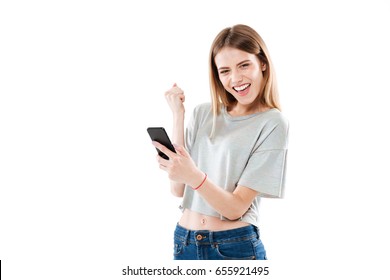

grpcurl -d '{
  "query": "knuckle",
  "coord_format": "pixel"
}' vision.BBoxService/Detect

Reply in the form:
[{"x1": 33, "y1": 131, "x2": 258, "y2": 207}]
[
  {"x1": 168, "y1": 170, "x2": 177, "y2": 180},
  {"x1": 171, "y1": 157, "x2": 180, "y2": 164}
]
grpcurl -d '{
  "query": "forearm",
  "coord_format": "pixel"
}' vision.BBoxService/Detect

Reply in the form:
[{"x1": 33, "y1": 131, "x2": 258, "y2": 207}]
[
  {"x1": 188, "y1": 172, "x2": 255, "y2": 220},
  {"x1": 172, "y1": 111, "x2": 185, "y2": 146},
  {"x1": 155, "y1": 139, "x2": 255, "y2": 207},
  {"x1": 170, "y1": 111, "x2": 185, "y2": 196}
]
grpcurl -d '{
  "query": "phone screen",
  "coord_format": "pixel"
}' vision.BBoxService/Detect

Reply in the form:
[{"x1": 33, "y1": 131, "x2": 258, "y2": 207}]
[{"x1": 147, "y1": 127, "x2": 176, "y2": 160}]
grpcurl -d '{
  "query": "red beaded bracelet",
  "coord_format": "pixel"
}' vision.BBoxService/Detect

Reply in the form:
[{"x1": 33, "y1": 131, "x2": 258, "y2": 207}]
[{"x1": 192, "y1": 173, "x2": 207, "y2": 190}]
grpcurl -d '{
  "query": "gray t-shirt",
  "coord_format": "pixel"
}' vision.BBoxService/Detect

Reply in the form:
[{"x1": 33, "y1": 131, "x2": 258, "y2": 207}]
[{"x1": 181, "y1": 103, "x2": 289, "y2": 226}]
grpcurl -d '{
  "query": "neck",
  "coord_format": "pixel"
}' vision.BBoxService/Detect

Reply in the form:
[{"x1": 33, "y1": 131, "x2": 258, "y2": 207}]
[{"x1": 228, "y1": 103, "x2": 270, "y2": 117}]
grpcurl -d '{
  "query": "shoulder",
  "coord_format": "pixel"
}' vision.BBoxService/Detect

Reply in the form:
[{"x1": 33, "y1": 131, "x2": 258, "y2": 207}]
[
  {"x1": 191, "y1": 102, "x2": 212, "y2": 119},
  {"x1": 264, "y1": 109, "x2": 289, "y2": 131},
  {"x1": 194, "y1": 102, "x2": 212, "y2": 113},
  {"x1": 254, "y1": 109, "x2": 289, "y2": 149}
]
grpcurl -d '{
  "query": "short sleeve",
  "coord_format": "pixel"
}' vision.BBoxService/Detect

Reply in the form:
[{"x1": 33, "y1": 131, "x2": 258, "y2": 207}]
[
  {"x1": 185, "y1": 103, "x2": 210, "y2": 154},
  {"x1": 185, "y1": 106, "x2": 198, "y2": 154},
  {"x1": 238, "y1": 116, "x2": 289, "y2": 198}
]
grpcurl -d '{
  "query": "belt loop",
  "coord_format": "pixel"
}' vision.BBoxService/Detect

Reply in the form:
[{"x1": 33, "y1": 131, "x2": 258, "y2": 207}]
[
  {"x1": 254, "y1": 225, "x2": 260, "y2": 239},
  {"x1": 209, "y1": 230, "x2": 215, "y2": 247},
  {"x1": 184, "y1": 229, "x2": 190, "y2": 245}
]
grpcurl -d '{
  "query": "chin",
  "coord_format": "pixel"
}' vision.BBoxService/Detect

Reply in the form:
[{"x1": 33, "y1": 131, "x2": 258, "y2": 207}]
[{"x1": 236, "y1": 97, "x2": 256, "y2": 105}]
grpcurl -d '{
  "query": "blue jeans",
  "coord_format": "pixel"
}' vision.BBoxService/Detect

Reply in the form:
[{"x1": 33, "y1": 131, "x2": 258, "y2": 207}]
[{"x1": 173, "y1": 224, "x2": 267, "y2": 260}]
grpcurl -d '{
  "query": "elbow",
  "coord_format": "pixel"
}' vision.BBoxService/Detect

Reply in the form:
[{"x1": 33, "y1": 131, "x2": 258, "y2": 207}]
[
  {"x1": 171, "y1": 183, "x2": 185, "y2": 197},
  {"x1": 171, "y1": 189, "x2": 184, "y2": 197},
  {"x1": 224, "y1": 208, "x2": 248, "y2": 221},
  {"x1": 225, "y1": 214, "x2": 243, "y2": 221}
]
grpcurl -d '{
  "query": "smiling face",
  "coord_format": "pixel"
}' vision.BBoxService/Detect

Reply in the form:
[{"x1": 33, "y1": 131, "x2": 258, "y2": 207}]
[{"x1": 214, "y1": 47, "x2": 266, "y2": 115}]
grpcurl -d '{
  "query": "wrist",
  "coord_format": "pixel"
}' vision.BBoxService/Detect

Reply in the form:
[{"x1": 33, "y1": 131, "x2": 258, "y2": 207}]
[
  {"x1": 172, "y1": 108, "x2": 185, "y2": 118},
  {"x1": 189, "y1": 170, "x2": 207, "y2": 190}
]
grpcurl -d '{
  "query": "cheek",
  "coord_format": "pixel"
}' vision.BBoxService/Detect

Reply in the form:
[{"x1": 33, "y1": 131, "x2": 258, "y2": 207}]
[
  {"x1": 219, "y1": 76, "x2": 230, "y2": 89},
  {"x1": 250, "y1": 71, "x2": 263, "y2": 88}
]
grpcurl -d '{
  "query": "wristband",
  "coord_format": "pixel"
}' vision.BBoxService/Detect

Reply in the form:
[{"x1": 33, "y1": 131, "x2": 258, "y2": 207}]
[{"x1": 192, "y1": 173, "x2": 207, "y2": 190}]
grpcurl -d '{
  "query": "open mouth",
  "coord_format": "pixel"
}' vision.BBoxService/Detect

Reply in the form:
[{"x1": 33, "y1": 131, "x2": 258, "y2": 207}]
[{"x1": 233, "y1": 83, "x2": 250, "y2": 92}]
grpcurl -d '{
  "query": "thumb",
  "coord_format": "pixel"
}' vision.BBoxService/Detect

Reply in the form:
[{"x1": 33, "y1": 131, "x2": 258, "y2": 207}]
[{"x1": 173, "y1": 144, "x2": 189, "y2": 157}]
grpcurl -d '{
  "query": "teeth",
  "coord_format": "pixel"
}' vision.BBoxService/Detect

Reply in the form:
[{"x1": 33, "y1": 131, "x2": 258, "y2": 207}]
[{"x1": 234, "y1": 84, "x2": 250, "y2": 91}]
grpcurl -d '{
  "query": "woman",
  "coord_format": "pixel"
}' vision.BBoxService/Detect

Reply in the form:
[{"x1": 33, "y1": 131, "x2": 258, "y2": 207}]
[{"x1": 153, "y1": 24, "x2": 288, "y2": 260}]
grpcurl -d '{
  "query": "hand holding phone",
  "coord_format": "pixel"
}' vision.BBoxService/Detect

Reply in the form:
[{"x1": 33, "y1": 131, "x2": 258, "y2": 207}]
[{"x1": 147, "y1": 127, "x2": 176, "y2": 160}]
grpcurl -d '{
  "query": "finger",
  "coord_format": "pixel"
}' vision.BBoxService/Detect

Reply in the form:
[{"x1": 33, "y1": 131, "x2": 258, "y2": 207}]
[
  {"x1": 165, "y1": 84, "x2": 184, "y2": 95},
  {"x1": 165, "y1": 91, "x2": 182, "y2": 99},
  {"x1": 165, "y1": 91, "x2": 184, "y2": 101},
  {"x1": 158, "y1": 163, "x2": 169, "y2": 172},
  {"x1": 167, "y1": 83, "x2": 180, "y2": 92},
  {"x1": 170, "y1": 84, "x2": 183, "y2": 94},
  {"x1": 156, "y1": 154, "x2": 170, "y2": 167},
  {"x1": 152, "y1": 141, "x2": 177, "y2": 159},
  {"x1": 156, "y1": 155, "x2": 170, "y2": 174},
  {"x1": 173, "y1": 145, "x2": 189, "y2": 158}
]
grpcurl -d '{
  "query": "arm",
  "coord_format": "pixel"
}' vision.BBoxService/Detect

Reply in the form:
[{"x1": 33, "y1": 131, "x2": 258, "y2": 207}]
[
  {"x1": 153, "y1": 143, "x2": 258, "y2": 220},
  {"x1": 164, "y1": 84, "x2": 186, "y2": 197},
  {"x1": 196, "y1": 180, "x2": 258, "y2": 221}
]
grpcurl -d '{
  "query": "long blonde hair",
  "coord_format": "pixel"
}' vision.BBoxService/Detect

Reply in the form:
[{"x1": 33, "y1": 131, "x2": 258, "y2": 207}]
[{"x1": 209, "y1": 24, "x2": 281, "y2": 137}]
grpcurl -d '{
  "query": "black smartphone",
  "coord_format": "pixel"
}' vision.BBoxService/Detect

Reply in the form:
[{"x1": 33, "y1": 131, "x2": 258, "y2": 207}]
[{"x1": 147, "y1": 127, "x2": 176, "y2": 160}]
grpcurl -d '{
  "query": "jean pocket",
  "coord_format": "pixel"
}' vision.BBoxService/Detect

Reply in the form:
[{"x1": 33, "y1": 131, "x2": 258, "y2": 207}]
[
  {"x1": 215, "y1": 240, "x2": 256, "y2": 260},
  {"x1": 251, "y1": 239, "x2": 267, "y2": 260},
  {"x1": 173, "y1": 242, "x2": 184, "y2": 256}
]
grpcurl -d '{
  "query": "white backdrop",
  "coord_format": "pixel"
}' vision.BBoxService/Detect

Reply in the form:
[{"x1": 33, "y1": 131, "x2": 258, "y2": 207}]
[{"x1": 1, "y1": 0, "x2": 390, "y2": 279}]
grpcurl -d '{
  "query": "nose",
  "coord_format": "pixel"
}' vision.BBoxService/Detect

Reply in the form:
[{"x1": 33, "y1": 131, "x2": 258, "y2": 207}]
[{"x1": 231, "y1": 69, "x2": 243, "y2": 84}]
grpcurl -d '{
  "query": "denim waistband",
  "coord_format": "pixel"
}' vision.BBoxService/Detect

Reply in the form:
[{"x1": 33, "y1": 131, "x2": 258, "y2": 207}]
[{"x1": 174, "y1": 223, "x2": 259, "y2": 245}]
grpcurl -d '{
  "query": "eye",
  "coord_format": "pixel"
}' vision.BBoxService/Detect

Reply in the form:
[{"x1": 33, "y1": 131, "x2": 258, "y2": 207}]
[
  {"x1": 219, "y1": 69, "x2": 230, "y2": 75},
  {"x1": 240, "y1": 63, "x2": 250, "y2": 69}
]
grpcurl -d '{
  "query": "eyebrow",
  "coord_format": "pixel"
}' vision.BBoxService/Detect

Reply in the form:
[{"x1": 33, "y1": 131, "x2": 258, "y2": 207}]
[{"x1": 217, "y1": 59, "x2": 251, "y2": 70}]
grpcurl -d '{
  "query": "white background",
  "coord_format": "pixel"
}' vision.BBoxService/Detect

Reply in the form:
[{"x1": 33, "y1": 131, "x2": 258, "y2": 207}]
[{"x1": 1, "y1": 0, "x2": 390, "y2": 279}]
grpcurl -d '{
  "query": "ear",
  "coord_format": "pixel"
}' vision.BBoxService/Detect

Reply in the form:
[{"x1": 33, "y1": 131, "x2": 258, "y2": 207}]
[{"x1": 261, "y1": 63, "x2": 267, "y2": 71}]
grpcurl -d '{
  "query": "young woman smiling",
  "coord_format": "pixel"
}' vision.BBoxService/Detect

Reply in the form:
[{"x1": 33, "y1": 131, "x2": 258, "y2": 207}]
[{"x1": 153, "y1": 24, "x2": 289, "y2": 260}]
